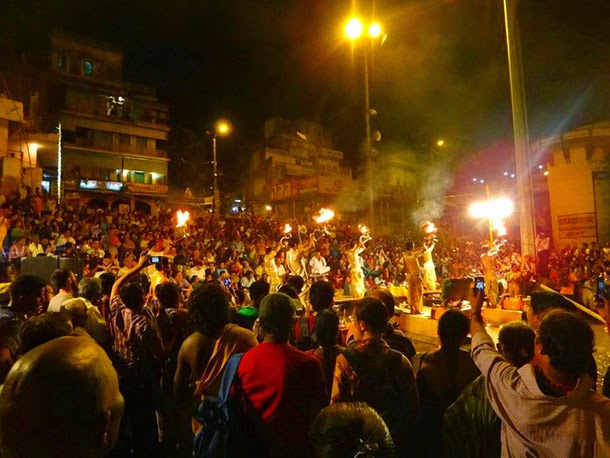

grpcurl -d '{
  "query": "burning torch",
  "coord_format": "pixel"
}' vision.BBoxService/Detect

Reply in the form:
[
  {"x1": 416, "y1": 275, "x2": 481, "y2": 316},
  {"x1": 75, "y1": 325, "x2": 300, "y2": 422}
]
[
  {"x1": 312, "y1": 208, "x2": 335, "y2": 241},
  {"x1": 280, "y1": 223, "x2": 293, "y2": 244},
  {"x1": 422, "y1": 221, "x2": 438, "y2": 245},
  {"x1": 172, "y1": 209, "x2": 191, "y2": 246},
  {"x1": 358, "y1": 224, "x2": 372, "y2": 245}
]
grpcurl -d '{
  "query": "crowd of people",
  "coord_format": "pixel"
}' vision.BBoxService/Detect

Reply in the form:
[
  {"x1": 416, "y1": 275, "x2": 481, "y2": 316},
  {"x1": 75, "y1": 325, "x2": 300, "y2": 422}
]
[{"x1": 0, "y1": 190, "x2": 609, "y2": 457}]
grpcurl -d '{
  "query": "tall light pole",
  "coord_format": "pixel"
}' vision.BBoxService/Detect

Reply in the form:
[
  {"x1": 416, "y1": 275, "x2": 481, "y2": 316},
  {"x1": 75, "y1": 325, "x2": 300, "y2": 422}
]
[
  {"x1": 503, "y1": 0, "x2": 537, "y2": 257},
  {"x1": 345, "y1": 17, "x2": 382, "y2": 233},
  {"x1": 212, "y1": 120, "x2": 230, "y2": 218}
]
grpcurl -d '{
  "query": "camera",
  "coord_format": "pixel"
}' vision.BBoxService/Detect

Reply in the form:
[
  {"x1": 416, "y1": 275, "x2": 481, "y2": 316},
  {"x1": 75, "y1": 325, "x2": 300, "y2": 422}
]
[
  {"x1": 474, "y1": 276, "x2": 485, "y2": 292},
  {"x1": 596, "y1": 276, "x2": 606, "y2": 302},
  {"x1": 151, "y1": 256, "x2": 161, "y2": 264}
]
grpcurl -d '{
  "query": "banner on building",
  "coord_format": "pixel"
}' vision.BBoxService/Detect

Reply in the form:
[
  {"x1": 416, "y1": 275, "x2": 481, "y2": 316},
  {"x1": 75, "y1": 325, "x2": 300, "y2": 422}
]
[{"x1": 557, "y1": 213, "x2": 597, "y2": 239}]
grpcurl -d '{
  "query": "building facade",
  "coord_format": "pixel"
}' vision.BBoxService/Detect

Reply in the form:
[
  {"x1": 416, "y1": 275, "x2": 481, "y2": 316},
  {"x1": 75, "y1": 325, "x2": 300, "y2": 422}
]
[
  {"x1": 247, "y1": 118, "x2": 355, "y2": 220},
  {"x1": 2, "y1": 32, "x2": 170, "y2": 213},
  {"x1": 531, "y1": 122, "x2": 610, "y2": 248}
]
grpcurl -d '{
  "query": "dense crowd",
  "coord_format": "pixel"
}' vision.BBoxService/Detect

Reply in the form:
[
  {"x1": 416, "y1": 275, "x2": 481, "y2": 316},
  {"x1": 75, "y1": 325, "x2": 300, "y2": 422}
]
[{"x1": 0, "y1": 190, "x2": 609, "y2": 457}]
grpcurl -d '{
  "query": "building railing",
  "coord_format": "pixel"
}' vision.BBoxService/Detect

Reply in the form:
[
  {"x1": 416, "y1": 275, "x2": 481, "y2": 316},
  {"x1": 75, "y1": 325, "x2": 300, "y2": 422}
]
[{"x1": 73, "y1": 138, "x2": 168, "y2": 158}]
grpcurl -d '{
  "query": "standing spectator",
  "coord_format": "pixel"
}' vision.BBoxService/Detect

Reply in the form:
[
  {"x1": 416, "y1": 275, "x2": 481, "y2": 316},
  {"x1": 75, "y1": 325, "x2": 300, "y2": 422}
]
[
  {"x1": 0, "y1": 275, "x2": 47, "y2": 381},
  {"x1": 371, "y1": 289, "x2": 416, "y2": 360},
  {"x1": 77, "y1": 277, "x2": 110, "y2": 346},
  {"x1": 308, "y1": 309, "x2": 344, "y2": 403},
  {"x1": 108, "y1": 252, "x2": 164, "y2": 458},
  {"x1": 48, "y1": 268, "x2": 77, "y2": 312},
  {"x1": 470, "y1": 293, "x2": 610, "y2": 456},
  {"x1": 443, "y1": 321, "x2": 536, "y2": 458},
  {"x1": 310, "y1": 402, "x2": 396, "y2": 458},
  {"x1": 413, "y1": 309, "x2": 480, "y2": 458},
  {"x1": 332, "y1": 297, "x2": 419, "y2": 457},
  {"x1": 235, "y1": 293, "x2": 326, "y2": 458},
  {"x1": 0, "y1": 337, "x2": 125, "y2": 458}
]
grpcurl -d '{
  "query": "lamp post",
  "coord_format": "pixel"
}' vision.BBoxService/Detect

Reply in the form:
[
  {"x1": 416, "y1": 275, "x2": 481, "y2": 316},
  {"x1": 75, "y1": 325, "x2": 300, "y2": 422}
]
[
  {"x1": 345, "y1": 17, "x2": 382, "y2": 233},
  {"x1": 212, "y1": 120, "x2": 230, "y2": 218},
  {"x1": 502, "y1": 0, "x2": 537, "y2": 258}
]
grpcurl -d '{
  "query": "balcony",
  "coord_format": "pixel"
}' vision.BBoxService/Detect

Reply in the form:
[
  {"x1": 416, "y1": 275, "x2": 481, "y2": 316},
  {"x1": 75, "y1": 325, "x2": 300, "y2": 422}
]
[{"x1": 73, "y1": 138, "x2": 168, "y2": 158}]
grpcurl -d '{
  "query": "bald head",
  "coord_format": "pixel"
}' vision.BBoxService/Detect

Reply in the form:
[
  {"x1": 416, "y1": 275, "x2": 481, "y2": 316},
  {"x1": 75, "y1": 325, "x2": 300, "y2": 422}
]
[{"x1": 0, "y1": 337, "x2": 124, "y2": 458}]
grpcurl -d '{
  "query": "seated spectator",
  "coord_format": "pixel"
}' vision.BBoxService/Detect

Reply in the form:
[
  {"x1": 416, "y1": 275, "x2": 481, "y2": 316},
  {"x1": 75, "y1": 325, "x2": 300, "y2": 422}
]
[
  {"x1": 308, "y1": 309, "x2": 345, "y2": 403},
  {"x1": 443, "y1": 321, "x2": 536, "y2": 458},
  {"x1": 235, "y1": 293, "x2": 326, "y2": 458},
  {"x1": 0, "y1": 337, "x2": 124, "y2": 458},
  {"x1": 413, "y1": 309, "x2": 480, "y2": 457},
  {"x1": 310, "y1": 402, "x2": 396, "y2": 458},
  {"x1": 371, "y1": 289, "x2": 416, "y2": 359},
  {"x1": 332, "y1": 297, "x2": 419, "y2": 457},
  {"x1": 471, "y1": 293, "x2": 610, "y2": 456}
]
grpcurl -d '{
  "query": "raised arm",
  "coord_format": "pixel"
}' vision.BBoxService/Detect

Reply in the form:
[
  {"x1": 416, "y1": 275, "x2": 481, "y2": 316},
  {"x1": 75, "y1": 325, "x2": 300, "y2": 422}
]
[{"x1": 110, "y1": 250, "x2": 149, "y2": 300}]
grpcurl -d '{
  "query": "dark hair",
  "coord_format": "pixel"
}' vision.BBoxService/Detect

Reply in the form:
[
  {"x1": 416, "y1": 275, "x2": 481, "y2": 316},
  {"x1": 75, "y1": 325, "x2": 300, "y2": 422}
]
[
  {"x1": 356, "y1": 297, "x2": 388, "y2": 335},
  {"x1": 19, "y1": 312, "x2": 73, "y2": 355},
  {"x1": 99, "y1": 272, "x2": 116, "y2": 296},
  {"x1": 498, "y1": 321, "x2": 535, "y2": 367},
  {"x1": 118, "y1": 282, "x2": 145, "y2": 311},
  {"x1": 50, "y1": 268, "x2": 71, "y2": 292},
  {"x1": 437, "y1": 309, "x2": 469, "y2": 350},
  {"x1": 278, "y1": 285, "x2": 299, "y2": 299},
  {"x1": 286, "y1": 275, "x2": 305, "y2": 294},
  {"x1": 310, "y1": 402, "x2": 395, "y2": 458},
  {"x1": 370, "y1": 290, "x2": 396, "y2": 320},
  {"x1": 537, "y1": 310, "x2": 594, "y2": 375},
  {"x1": 10, "y1": 275, "x2": 46, "y2": 302},
  {"x1": 77, "y1": 277, "x2": 101, "y2": 302},
  {"x1": 155, "y1": 282, "x2": 181, "y2": 309},
  {"x1": 249, "y1": 280, "x2": 270, "y2": 308},
  {"x1": 405, "y1": 241, "x2": 414, "y2": 251},
  {"x1": 258, "y1": 293, "x2": 295, "y2": 342},
  {"x1": 187, "y1": 283, "x2": 229, "y2": 336},
  {"x1": 315, "y1": 309, "x2": 339, "y2": 348},
  {"x1": 310, "y1": 281, "x2": 334, "y2": 313},
  {"x1": 529, "y1": 291, "x2": 571, "y2": 316}
]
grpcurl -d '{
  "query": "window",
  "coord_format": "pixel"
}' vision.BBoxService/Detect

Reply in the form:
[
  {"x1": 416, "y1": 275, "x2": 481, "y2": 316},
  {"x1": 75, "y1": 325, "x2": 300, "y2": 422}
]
[
  {"x1": 118, "y1": 134, "x2": 131, "y2": 145},
  {"x1": 84, "y1": 60, "x2": 93, "y2": 76},
  {"x1": 134, "y1": 171, "x2": 145, "y2": 183}
]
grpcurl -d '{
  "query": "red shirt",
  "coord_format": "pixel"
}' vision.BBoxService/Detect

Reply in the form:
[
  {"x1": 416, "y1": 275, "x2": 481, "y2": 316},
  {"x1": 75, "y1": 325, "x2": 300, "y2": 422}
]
[{"x1": 236, "y1": 342, "x2": 326, "y2": 457}]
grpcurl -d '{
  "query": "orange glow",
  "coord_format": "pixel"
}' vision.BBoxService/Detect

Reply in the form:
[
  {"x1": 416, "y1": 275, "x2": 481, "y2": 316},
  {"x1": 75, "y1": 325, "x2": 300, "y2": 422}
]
[
  {"x1": 176, "y1": 210, "x2": 190, "y2": 228},
  {"x1": 423, "y1": 221, "x2": 437, "y2": 234},
  {"x1": 283, "y1": 223, "x2": 293, "y2": 234},
  {"x1": 358, "y1": 224, "x2": 369, "y2": 234}
]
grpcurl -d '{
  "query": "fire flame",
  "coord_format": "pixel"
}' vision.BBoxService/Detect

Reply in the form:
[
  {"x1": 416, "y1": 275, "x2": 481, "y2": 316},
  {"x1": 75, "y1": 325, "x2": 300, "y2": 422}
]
[
  {"x1": 176, "y1": 210, "x2": 190, "y2": 228},
  {"x1": 283, "y1": 223, "x2": 293, "y2": 234},
  {"x1": 315, "y1": 208, "x2": 335, "y2": 224},
  {"x1": 358, "y1": 224, "x2": 369, "y2": 235},
  {"x1": 423, "y1": 222, "x2": 437, "y2": 234},
  {"x1": 492, "y1": 219, "x2": 507, "y2": 237}
]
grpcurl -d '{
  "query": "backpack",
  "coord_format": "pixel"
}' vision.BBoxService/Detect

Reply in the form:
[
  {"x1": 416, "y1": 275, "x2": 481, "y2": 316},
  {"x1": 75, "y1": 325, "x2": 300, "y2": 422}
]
[
  {"x1": 343, "y1": 345, "x2": 404, "y2": 436},
  {"x1": 193, "y1": 353, "x2": 244, "y2": 458}
]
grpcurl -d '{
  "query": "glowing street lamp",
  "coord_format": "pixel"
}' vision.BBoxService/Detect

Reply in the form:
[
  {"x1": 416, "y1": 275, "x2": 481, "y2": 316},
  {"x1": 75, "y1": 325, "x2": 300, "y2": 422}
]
[
  {"x1": 212, "y1": 120, "x2": 231, "y2": 218},
  {"x1": 436, "y1": 139, "x2": 445, "y2": 147},
  {"x1": 343, "y1": 16, "x2": 383, "y2": 232}
]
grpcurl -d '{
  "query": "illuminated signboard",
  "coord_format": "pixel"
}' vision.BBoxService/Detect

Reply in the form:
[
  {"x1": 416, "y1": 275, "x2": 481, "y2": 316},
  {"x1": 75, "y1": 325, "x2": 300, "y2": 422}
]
[{"x1": 79, "y1": 180, "x2": 123, "y2": 191}]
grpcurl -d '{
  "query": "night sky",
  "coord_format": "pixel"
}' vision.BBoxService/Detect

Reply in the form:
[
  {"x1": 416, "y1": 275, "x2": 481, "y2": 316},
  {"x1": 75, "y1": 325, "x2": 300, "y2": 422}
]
[{"x1": 2, "y1": 0, "x2": 610, "y2": 183}]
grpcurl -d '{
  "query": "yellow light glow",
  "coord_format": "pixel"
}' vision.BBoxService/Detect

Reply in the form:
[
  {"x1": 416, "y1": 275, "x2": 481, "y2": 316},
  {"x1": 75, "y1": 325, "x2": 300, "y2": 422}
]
[
  {"x1": 216, "y1": 121, "x2": 230, "y2": 135},
  {"x1": 423, "y1": 221, "x2": 437, "y2": 234},
  {"x1": 469, "y1": 198, "x2": 514, "y2": 220},
  {"x1": 265, "y1": 205, "x2": 272, "y2": 211},
  {"x1": 436, "y1": 139, "x2": 445, "y2": 147},
  {"x1": 492, "y1": 219, "x2": 507, "y2": 237},
  {"x1": 345, "y1": 18, "x2": 363, "y2": 40},
  {"x1": 28, "y1": 143, "x2": 40, "y2": 151},
  {"x1": 358, "y1": 224, "x2": 369, "y2": 234},
  {"x1": 368, "y1": 23, "x2": 382, "y2": 38},
  {"x1": 315, "y1": 208, "x2": 335, "y2": 224},
  {"x1": 283, "y1": 224, "x2": 293, "y2": 234}
]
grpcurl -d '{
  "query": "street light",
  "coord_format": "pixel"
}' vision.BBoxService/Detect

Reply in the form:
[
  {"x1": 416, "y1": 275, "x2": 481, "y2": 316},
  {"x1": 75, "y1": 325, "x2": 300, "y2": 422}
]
[
  {"x1": 344, "y1": 17, "x2": 383, "y2": 232},
  {"x1": 212, "y1": 120, "x2": 231, "y2": 218}
]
